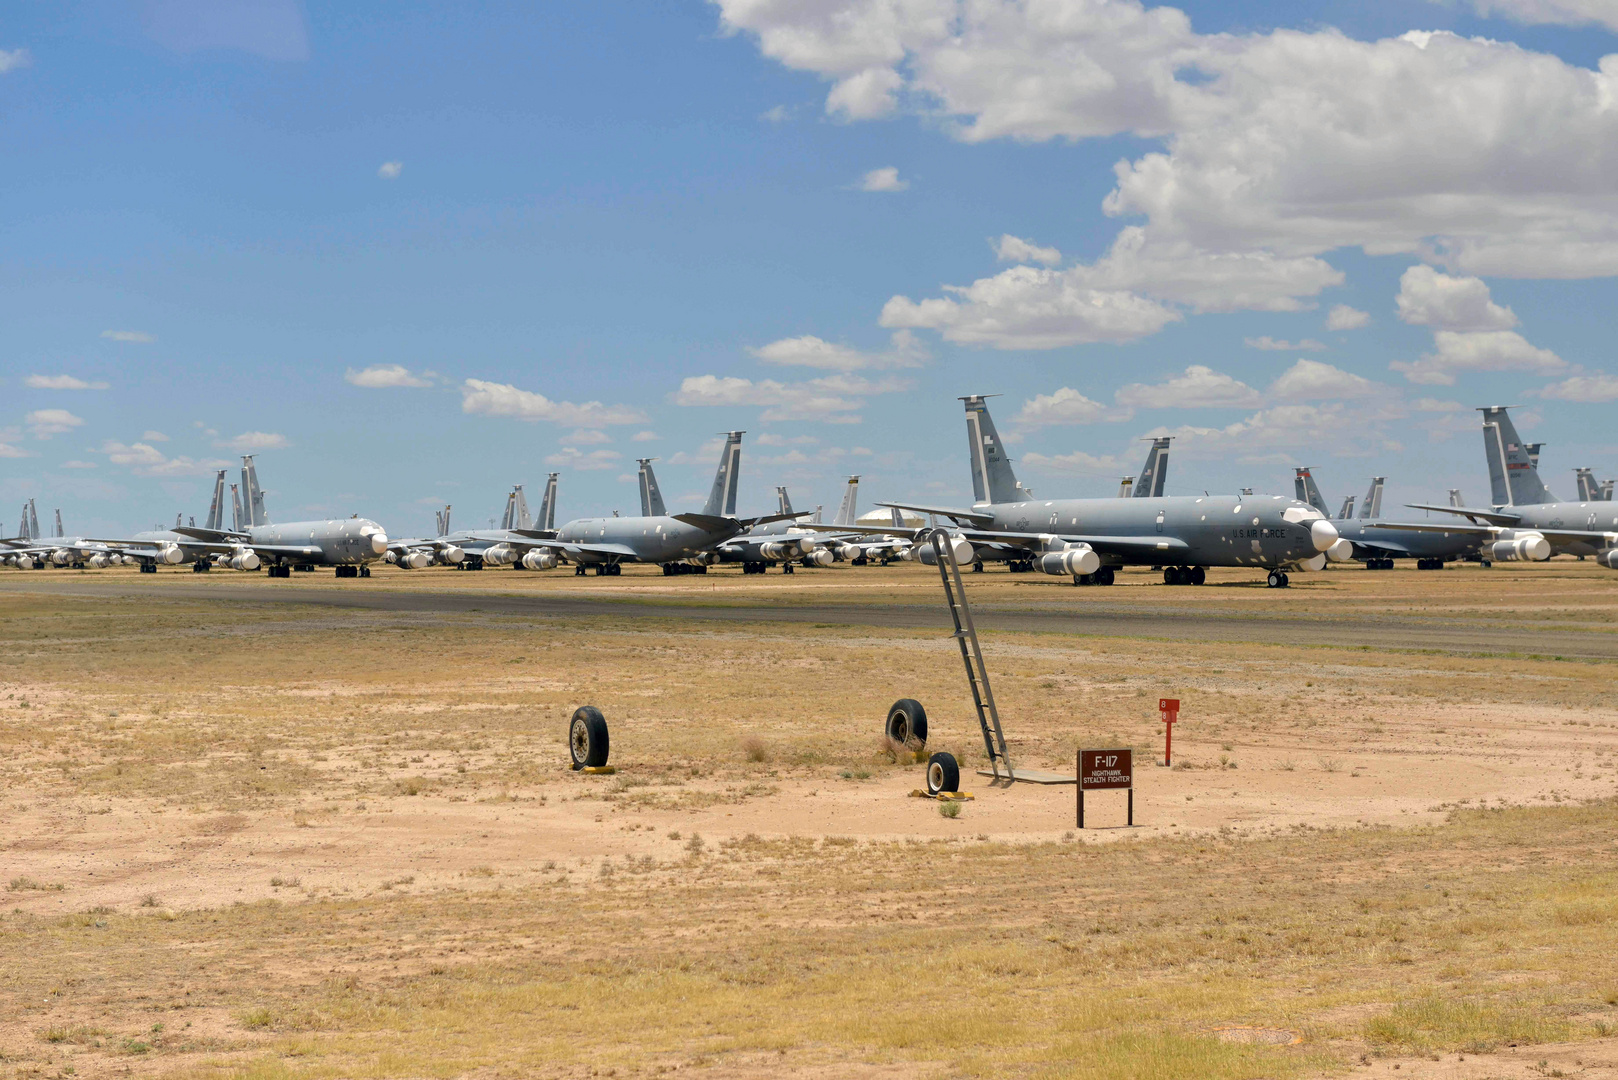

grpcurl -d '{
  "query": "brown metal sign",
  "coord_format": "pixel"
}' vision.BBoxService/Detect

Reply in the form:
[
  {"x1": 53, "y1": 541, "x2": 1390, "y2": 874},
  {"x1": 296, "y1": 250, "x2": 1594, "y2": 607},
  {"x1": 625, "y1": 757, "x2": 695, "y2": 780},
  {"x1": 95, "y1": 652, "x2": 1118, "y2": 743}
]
[{"x1": 1079, "y1": 748, "x2": 1132, "y2": 789}]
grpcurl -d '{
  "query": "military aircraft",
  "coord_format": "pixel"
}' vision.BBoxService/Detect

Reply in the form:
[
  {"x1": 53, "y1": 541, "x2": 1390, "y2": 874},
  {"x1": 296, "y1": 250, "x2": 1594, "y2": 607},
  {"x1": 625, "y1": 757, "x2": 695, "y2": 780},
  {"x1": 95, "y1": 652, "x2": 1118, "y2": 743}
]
[
  {"x1": 2, "y1": 502, "x2": 140, "y2": 570},
  {"x1": 408, "y1": 476, "x2": 559, "y2": 570},
  {"x1": 820, "y1": 396, "x2": 1341, "y2": 588},
  {"x1": 711, "y1": 477, "x2": 820, "y2": 573},
  {"x1": 1375, "y1": 406, "x2": 1618, "y2": 568},
  {"x1": 475, "y1": 431, "x2": 798, "y2": 576},
  {"x1": 1294, "y1": 468, "x2": 1476, "y2": 570},
  {"x1": 162, "y1": 456, "x2": 391, "y2": 578}
]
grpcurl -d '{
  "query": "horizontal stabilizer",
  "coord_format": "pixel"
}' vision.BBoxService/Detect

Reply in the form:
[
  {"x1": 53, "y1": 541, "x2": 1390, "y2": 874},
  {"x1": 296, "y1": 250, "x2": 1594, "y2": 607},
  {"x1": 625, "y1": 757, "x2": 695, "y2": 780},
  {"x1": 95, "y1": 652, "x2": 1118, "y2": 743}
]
[
  {"x1": 1403, "y1": 502, "x2": 1521, "y2": 526},
  {"x1": 876, "y1": 501, "x2": 994, "y2": 525},
  {"x1": 174, "y1": 525, "x2": 249, "y2": 542}
]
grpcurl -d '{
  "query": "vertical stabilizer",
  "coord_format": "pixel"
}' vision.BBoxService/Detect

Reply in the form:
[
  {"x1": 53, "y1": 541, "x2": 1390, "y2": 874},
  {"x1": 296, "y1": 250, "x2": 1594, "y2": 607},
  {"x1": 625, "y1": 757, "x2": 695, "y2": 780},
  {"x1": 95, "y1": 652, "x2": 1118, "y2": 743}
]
[
  {"x1": 241, "y1": 456, "x2": 269, "y2": 526},
  {"x1": 813, "y1": 504, "x2": 823, "y2": 524},
  {"x1": 961, "y1": 396, "x2": 1022, "y2": 504},
  {"x1": 16, "y1": 503, "x2": 25, "y2": 541},
  {"x1": 500, "y1": 492, "x2": 515, "y2": 530},
  {"x1": 638, "y1": 460, "x2": 666, "y2": 517},
  {"x1": 891, "y1": 506, "x2": 905, "y2": 528},
  {"x1": 540, "y1": 474, "x2": 558, "y2": 529},
  {"x1": 775, "y1": 486, "x2": 793, "y2": 516},
  {"x1": 513, "y1": 485, "x2": 532, "y2": 530},
  {"x1": 1135, "y1": 437, "x2": 1172, "y2": 497},
  {"x1": 701, "y1": 432, "x2": 744, "y2": 517},
  {"x1": 54, "y1": 509, "x2": 64, "y2": 538},
  {"x1": 1357, "y1": 477, "x2": 1384, "y2": 519},
  {"x1": 1576, "y1": 468, "x2": 1598, "y2": 501},
  {"x1": 1603, "y1": 479, "x2": 1615, "y2": 501},
  {"x1": 29, "y1": 500, "x2": 40, "y2": 540},
  {"x1": 835, "y1": 476, "x2": 860, "y2": 527},
  {"x1": 1526, "y1": 443, "x2": 1543, "y2": 469},
  {"x1": 1116, "y1": 476, "x2": 1135, "y2": 498},
  {"x1": 205, "y1": 470, "x2": 226, "y2": 530},
  {"x1": 175, "y1": 512, "x2": 182, "y2": 530},
  {"x1": 1294, "y1": 468, "x2": 1330, "y2": 516},
  {"x1": 1337, "y1": 495, "x2": 1356, "y2": 520},
  {"x1": 1479, "y1": 406, "x2": 1554, "y2": 506},
  {"x1": 442, "y1": 505, "x2": 453, "y2": 536},
  {"x1": 230, "y1": 484, "x2": 244, "y2": 532},
  {"x1": 1449, "y1": 488, "x2": 1464, "y2": 508}
]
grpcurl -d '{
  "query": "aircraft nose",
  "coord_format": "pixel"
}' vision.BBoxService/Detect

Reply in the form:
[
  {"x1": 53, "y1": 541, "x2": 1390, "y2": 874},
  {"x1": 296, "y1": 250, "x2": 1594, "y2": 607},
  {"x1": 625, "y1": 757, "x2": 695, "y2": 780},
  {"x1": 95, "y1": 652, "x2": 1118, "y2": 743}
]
[
  {"x1": 370, "y1": 531, "x2": 390, "y2": 554},
  {"x1": 1309, "y1": 519, "x2": 1339, "y2": 552}
]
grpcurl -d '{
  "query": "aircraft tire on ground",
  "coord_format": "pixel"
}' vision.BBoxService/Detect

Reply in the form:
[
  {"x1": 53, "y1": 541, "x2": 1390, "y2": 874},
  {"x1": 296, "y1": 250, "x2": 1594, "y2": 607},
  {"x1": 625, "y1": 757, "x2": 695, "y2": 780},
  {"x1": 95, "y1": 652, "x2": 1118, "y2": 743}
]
[
  {"x1": 972, "y1": 560, "x2": 984, "y2": 573},
  {"x1": 1267, "y1": 570, "x2": 1283, "y2": 588},
  {"x1": 925, "y1": 752, "x2": 960, "y2": 796},
  {"x1": 1097, "y1": 566, "x2": 1114, "y2": 586},
  {"x1": 360, "y1": 566, "x2": 371, "y2": 577},
  {"x1": 569, "y1": 706, "x2": 610, "y2": 770},
  {"x1": 1191, "y1": 566, "x2": 1206, "y2": 585},
  {"x1": 885, "y1": 699, "x2": 928, "y2": 750}
]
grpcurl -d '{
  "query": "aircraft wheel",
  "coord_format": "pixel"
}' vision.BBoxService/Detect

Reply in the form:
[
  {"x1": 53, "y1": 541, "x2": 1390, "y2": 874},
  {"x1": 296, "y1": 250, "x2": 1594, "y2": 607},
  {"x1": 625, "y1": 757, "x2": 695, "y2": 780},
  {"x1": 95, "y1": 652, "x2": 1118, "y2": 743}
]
[
  {"x1": 1097, "y1": 566, "x2": 1115, "y2": 586},
  {"x1": 972, "y1": 560, "x2": 984, "y2": 573},
  {"x1": 925, "y1": 752, "x2": 960, "y2": 796},
  {"x1": 360, "y1": 566, "x2": 371, "y2": 578},
  {"x1": 1190, "y1": 566, "x2": 1206, "y2": 586},
  {"x1": 1267, "y1": 570, "x2": 1283, "y2": 588},
  {"x1": 885, "y1": 699, "x2": 928, "y2": 750},
  {"x1": 568, "y1": 706, "x2": 610, "y2": 770},
  {"x1": 1280, "y1": 572, "x2": 1290, "y2": 587}
]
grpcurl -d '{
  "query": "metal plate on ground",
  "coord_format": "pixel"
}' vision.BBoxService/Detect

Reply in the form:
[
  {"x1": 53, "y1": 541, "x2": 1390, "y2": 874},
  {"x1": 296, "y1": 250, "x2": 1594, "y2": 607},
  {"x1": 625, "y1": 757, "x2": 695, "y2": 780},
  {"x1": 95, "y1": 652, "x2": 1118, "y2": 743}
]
[{"x1": 976, "y1": 768, "x2": 1077, "y2": 785}]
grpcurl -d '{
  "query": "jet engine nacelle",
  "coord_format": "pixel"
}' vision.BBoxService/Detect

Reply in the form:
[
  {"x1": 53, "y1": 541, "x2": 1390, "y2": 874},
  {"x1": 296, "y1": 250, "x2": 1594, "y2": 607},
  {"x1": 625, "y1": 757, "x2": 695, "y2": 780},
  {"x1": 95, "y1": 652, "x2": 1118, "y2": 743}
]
[
  {"x1": 521, "y1": 549, "x2": 558, "y2": 570},
  {"x1": 398, "y1": 550, "x2": 432, "y2": 569},
  {"x1": 803, "y1": 549, "x2": 834, "y2": 567},
  {"x1": 1491, "y1": 535, "x2": 1551, "y2": 562},
  {"x1": 691, "y1": 550, "x2": 720, "y2": 566},
  {"x1": 51, "y1": 550, "x2": 73, "y2": 566},
  {"x1": 915, "y1": 536, "x2": 976, "y2": 567},
  {"x1": 1038, "y1": 545, "x2": 1100, "y2": 577},
  {"x1": 1325, "y1": 538, "x2": 1355, "y2": 563},
  {"x1": 759, "y1": 542, "x2": 789, "y2": 561},
  {"x1": 384, "y1": 550, "x2": 399, "y2": 564},
  {"x1": 1599, "y1": 549, "x2": 1618, "y2": 570},
  {"x1": 437, "y1": 545, "x2": 465, "y2": 565},
  {"x1": 86, "y1": 553, "x2": 109, "y2": 569},
  {"x1": 482, "y1": 544, "x2": 514, "y2": 566},
  {"x1": 229, "y1": 549, "x2": 261, "y2": 571},
  {"x1": 834, "y1": 543, "x2": 863, "y2": 562}
]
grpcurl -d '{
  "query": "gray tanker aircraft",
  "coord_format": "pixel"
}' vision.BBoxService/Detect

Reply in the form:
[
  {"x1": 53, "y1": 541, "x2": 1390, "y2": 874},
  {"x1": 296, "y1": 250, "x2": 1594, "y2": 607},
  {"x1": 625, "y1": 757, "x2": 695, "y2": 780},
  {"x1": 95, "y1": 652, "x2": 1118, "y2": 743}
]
[
  {"x1": 1377, "y1": 407, "x2": 1618, "y2": 567},
  {"x1": 3, "y1": 501, "x2": 142, "y2": 570},
  {"x1": 822, "y1": 396, "x2": 1340, "y2": 588},
  {"x1": 1294, "y1": 468, "x2": 1476, "y2": 570},
  {"x1": 100, "y1": 470, "x2": 265, "y2": 572},
  {"x1": 170, "y1": 456, "x2": 391, "y2": 577},
  {"x1": 391, "y1": 475, "x2": 560, "y2": 570},
  {"x1": 476, "y1": 431, "x2": 797, "y2": 575}
]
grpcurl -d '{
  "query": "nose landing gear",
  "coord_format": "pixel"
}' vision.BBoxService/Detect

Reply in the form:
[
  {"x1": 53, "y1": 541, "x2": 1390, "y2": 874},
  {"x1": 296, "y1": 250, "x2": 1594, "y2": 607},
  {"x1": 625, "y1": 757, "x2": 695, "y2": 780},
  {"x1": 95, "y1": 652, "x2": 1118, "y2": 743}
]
[{"x1": 1266, "y1": 570, "x2": 1291, "y2": 588}]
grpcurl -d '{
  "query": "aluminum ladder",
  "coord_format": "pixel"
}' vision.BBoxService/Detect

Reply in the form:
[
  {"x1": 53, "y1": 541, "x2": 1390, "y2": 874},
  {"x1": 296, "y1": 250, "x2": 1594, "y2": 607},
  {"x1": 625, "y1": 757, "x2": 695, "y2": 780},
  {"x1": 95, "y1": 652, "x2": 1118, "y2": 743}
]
[{"x1": 928, "y1": 528, "x2": 1014, "y2": 783}]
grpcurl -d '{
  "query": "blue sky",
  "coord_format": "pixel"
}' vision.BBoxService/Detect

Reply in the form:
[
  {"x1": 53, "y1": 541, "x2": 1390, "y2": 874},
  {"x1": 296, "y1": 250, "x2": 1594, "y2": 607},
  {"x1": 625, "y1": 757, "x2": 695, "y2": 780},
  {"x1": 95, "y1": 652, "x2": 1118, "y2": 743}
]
[{"x1": 3, "y1": 1, "x2": 1616, "y2": 536}]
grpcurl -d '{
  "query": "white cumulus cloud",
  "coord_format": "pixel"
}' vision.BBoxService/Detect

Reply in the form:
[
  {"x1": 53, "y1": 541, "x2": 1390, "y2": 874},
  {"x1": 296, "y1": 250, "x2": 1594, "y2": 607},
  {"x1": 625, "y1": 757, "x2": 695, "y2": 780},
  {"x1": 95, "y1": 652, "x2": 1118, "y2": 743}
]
[
  {"x1": 631, "y1": 430, "x2": 660, "y2": 442},
  {"x1": 1537, "y1": 373, "x2": 1618, "y2": 402},
  {"x1": 220, "y1": 431, "x2": 290, "y2": 452},
  {"x1": 671, "y1": 372, "x2": 908, "y2": 423},
  {"x1": 1395, "y1": 265, "x2": 1518, "y2": 331},
  {"x1": 345, "y1": 364, "x2": 432, "y2": 388},
  {"x1": 101, "y1": 440, "x2": 231, "y2": 477},
  {"x1": 543, "y1": 448, "x2": 621, "y2": 470},
  {"x1": 101, "y1": 330, "x2": 155, "y2": 343},
  {"x1": 1245, "y1": 336, "x2": 1325, "y2": 352},
  {"x1": 1390, "y1": 330, "x2": 1567, "y2": 385},
  {"x1": 1015, "y1": 387, "x2": 1128, "y2": 426},
  {"x1": 750, "y1": 329, "x2": 927, "y2": 371},
  {"x1": 993, "y1": 235, "x2": 1061, "y2": 266},
  {"x1": 1326, "y1": 305, "x2": 1372, "y2": 331},
  {"x1": 1269, "y1": 359, "x2": 1379, "y2": 401},
  {"x1": 858, "y1": 166, "x2": 909, "y2": 192},
  {"x1": 460, "y1": 379, "x2": 647, "y2": 427},
  {"x1": 0, "y1": 48, "x2": 31, "y2": 73},
  {"x1": 140, "y1": 430, "x2": 170, "y2": 442},
  {"x1": 560, "y1": 428, "x2": 612, "y2": 446},
  {"x1": 26, "y1": 409, "x2": 85, "y2": 438},
  {"x1": 378, "y1": 161, "x2": 403, "y2": 179},
  {"x1": 25, "y1": 374, "x2": 110, "y2": 390},
  {"x1": 1452, "y1": 0, "x2": 1618, "y2": 30},
  {"x1": 1116, "y1": 366, "x2": 1263, "y2": 409},
  {"x1": 1016, "y1": 450, "x2": 1124, "y2": 476}
]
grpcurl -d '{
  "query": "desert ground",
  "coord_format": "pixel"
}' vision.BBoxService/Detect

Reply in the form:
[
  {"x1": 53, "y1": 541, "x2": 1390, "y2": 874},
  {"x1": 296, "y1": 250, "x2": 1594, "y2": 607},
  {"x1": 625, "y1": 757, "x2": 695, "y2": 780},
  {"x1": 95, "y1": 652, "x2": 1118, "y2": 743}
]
[{"x1": 2, "y1": 559, "x2": 1617, "y2": 1079}]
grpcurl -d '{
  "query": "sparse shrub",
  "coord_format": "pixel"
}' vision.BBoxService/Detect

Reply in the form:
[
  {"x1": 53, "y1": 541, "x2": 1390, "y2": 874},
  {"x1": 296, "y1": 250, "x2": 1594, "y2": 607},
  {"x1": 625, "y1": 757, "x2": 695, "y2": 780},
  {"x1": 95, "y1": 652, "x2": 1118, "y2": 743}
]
[
  {"x1": 741, "y1": 736, "x2": 769, "y2": 763},
  {"x1": 685, "y1": 833, "x2": 705, "y2": 854},
  {"x1": 666, "y1": 830, "x2": 681, "y2": 840},
  {"x1": 1278, "y1": 759, "x2": 1297, "y2": 772},
  {"x1": 139, "y1": 894, "x2": 159, "y2": 907},
  {"x1": 269, "y1": 876, "x2": 300, "y2": 888},
  {"x1": 1319, "y1": 757, "x2": 1343, "y2": 773},
  {"x1": 8, "y1": 877, "x2": 64, "y2": 892},
  {"x1": 852, "y1": 768, "x2": 872, "y2": 780},
  {"x1": 238, "y1": 1007, "x2": 273, "y2": 1030},
  {"x1": 938, "y1": 800, "x2": 962, "y2": 819}
]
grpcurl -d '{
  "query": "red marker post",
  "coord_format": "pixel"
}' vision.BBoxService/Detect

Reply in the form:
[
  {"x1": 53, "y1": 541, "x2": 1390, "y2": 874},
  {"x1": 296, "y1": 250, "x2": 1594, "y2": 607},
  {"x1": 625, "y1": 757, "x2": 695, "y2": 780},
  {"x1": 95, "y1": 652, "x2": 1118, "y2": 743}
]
[{"x1": 1159, "y1": 698, "x2": 1180, "y2": 767}]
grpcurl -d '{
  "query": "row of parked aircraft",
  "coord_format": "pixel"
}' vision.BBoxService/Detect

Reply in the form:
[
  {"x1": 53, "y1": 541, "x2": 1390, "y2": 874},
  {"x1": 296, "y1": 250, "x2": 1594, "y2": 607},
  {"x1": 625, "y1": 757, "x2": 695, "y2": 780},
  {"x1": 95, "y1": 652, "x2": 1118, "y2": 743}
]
[{"x1": 5, "y1": 399, "x2": 1614, "y2": 588}]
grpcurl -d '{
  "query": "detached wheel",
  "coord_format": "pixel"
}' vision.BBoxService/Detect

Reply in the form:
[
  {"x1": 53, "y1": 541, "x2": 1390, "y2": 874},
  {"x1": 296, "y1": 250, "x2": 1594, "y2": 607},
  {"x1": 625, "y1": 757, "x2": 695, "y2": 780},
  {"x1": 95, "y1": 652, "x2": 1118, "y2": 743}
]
[
  {"x1": 925, "y1": 752, "x2": 960, "y2": 796},
  {"x1": 885, "y1": 699, "x2": 928, "y2": 749},
  {"x1": 569, "y1": 706, "x2": 610, "y2": 769}
]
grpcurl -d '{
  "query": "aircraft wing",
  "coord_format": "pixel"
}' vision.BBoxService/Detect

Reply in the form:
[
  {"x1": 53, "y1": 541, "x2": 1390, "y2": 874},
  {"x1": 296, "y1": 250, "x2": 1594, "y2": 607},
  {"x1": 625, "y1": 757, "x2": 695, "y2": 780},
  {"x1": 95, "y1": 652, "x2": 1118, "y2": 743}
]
[
  {"x1": 1371, "y1": 521, "x2": 1495, "y2": 536},
  {"x1": 1373, "y1": 521, "x2": 1617, "y2": 545},
  {"x1": 876, "y1": 501, "x2": 995, "y2": 525},
  {"x1": 1403, "y1": 503, "x2": 1522, "y2": 526},
  {"x1": 468, "y1": 533, "x2": 641, "y2": 559},
  {"x1": 506, "y1": 529, "x2": 559, "y2": 539},
  {"x1": 244, "y1": 544, "x2": 326, "y2": 557},
  {"x1": 1345, "y1": 538, "x2": 1418, "y2": 558},
  {"x1": 672, "y1": 511, "x2": 802, "y2": 531},
  {"x1": 960, "y1": 529, "x2": 1193, "y2": 558},
  {"x1": 174, "y1": 525, "x2": 252, "y2": 542}
]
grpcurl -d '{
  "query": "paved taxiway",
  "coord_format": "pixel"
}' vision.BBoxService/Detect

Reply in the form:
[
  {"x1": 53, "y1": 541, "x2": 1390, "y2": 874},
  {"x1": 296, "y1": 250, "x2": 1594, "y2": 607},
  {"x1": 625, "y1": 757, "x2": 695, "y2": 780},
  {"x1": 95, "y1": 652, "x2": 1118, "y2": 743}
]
[{"x1": 10, "y1": 577, "x2": 1616, "y2": 660}]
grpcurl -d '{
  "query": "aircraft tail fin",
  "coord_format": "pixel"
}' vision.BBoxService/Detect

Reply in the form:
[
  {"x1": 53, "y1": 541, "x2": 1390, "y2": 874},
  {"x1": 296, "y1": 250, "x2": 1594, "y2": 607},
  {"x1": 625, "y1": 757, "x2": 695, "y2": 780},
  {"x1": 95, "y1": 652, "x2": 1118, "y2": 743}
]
[
  {"x1": 1116, "y1": 476, "x2": 1135, "y2": 498},
  {"x1": 812, "y1": 504, "x2": 823, "y2": 524},
  {"x1": 1357, "y1": 477, "x2": 1384, "y2": 519},
  {"x1": 1479, "y1": 406, "x2": 1554, "y2": 506},
  {"x1": 1337, "y1": 495, "x2": 1356, "y2": 520},
  {"x1": 29, "y1": 499, "x2": 40, "y2": 541},
  {"x1": 499, "y1": 492, "x2": 515, "y2": 531},
  {"x1": 175, "y1": 512, "x2": 182, "y2": 530},
  {"x1": 1294, "y1": 467, "x2": 1331, "y2": 516},
  {"x1": 834, "y1": 476, "x2": 860, "y2": 526},
  {"x1": 241, "y1": 455, "x2": 269, "y2": 526},
  {"x1": 701, "y1": 432, "x2": 744, "y2": 517},
  {"x1": 205, "y1": 470, "x2": 226, "y2": 530},
  {"x1": 541, "y1": 473, "x2": 558, "y2": 528},
  {"x1": 1448, "y1": 488, "x2": 1464, "y2": 508},
  {"x1": 1135, "y1": 437, "x2": 1172, "y2": 497},
  {"x1": 16, "y1": 503, "x2": 25, "y2": 541},
  {"x1": 1604, "y1": 479, "x2": 1615, "y2": 501},
  {"x1": 54, "y1": 509, "x2": 63, "y2": 538},
  {"x1": 775, "y1": 486, "x2": 792, "y2": 516},
  {"x1": 1526, "y1": 442, "x2": 1543, "y2": 469},
  {"x1": 962, "y1": 395, "x2": 1022, "y2": 504},
  {"x1": 1576, "y1": 468, "x2": 1598, "y2": 502},
  {"x1": 230, "y1": 485, "x2": 244, "y2": 532},
  {"x1": 638, "y1": 459, "x2": 667, "y2": 517},
  {"x1": 514, "y1": 485, "x2": 532, "y2": 530}
]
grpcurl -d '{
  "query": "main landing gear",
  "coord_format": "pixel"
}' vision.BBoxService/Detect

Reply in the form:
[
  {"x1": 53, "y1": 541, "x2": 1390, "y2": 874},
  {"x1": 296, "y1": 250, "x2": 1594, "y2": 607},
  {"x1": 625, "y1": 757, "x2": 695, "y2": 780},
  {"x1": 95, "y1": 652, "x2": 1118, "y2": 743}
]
[
  {"x1": 595, "y1": 564, "x2": 624, "y2": 576},
  {"x1": 1364, "y1": 558, "x2": 1396, "y2": 570},
  {"x1": 1073, "y1": 567, "x2": 1116, "y2": 586},
  {"x1": 1163, "y1": 566, "x2": 1205, "y2": 586},
  {"x1": 1266, "y1": 569, "x2": 1291, "y2": 588},
  {"x1": 1415, "y1": 558, "x2": 1445, "y2": 570},
  {"x1": 333, "y1": 565, "x2": 371, "y2": 578},
  {"x1": 268, "y1": 564, "x2": 292, "y2": 578}
]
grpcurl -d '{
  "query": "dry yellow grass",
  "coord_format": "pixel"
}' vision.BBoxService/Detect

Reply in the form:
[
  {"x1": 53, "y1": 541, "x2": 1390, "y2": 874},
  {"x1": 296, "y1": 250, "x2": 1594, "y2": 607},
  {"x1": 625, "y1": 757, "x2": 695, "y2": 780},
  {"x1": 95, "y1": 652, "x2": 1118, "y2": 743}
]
[{"x1": 1, "y1": 563, "x2": 1617, "y2": 1078}]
